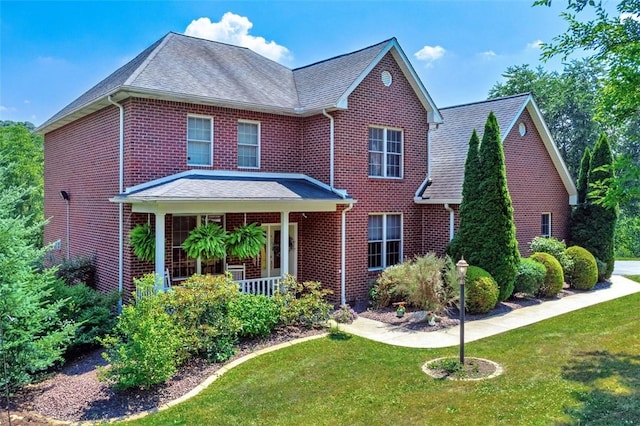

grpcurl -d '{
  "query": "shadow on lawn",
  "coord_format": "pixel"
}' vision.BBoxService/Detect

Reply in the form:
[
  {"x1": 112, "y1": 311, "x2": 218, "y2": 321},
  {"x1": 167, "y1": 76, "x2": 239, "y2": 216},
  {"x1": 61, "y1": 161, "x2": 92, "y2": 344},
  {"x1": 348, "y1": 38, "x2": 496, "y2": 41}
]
[{"x1": 561, "y1": 350, "x2": 640, "y2": 425}]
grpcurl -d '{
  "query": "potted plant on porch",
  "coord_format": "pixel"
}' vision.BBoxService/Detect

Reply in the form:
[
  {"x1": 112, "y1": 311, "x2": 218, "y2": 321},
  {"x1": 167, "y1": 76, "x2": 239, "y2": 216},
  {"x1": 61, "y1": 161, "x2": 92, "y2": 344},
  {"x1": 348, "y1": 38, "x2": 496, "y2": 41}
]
[
  {"x1": 182, "y1": 222, "x2": 228, "y2": 261},
  {"x1": 226, "y1": 222, "x2": 267, "y2": 260},
  {"x1": 129, "y1": 223, "x2": 156, "y2": 262}
]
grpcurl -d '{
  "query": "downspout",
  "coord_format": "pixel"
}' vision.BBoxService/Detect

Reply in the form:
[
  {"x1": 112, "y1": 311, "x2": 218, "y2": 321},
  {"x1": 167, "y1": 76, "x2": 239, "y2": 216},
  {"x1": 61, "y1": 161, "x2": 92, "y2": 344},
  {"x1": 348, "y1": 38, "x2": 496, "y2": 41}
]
[
  {"x1": 322, "y1": 109, "x2": 335, "y2": 189},
  {"x1": 444, "y1": 203, "x2": 454, "y2": 241},
  {"x1": 340, "y1": 202, "x2": 354, "y2": 306},
  {"x1": 108, "y1": 95, "x2": 124, "y2": 309}
]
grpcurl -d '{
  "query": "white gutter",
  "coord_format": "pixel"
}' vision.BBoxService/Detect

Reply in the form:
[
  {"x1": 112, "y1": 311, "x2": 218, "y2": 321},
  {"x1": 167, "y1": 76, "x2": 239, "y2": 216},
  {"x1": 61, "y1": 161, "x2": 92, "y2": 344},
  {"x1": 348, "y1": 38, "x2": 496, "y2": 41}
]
[
  {"x1": 108, "y1": 95, "x2": 124, "y2": 307},
  {"x1": 444, "y1": 203, "x2": 455, "y2": 241},
  {"x1": 340, "y1": 202, "x2": 355, "y2": 306},
  {"x1": 322, "y1": 109, "x2": 335, "y2": 189}
]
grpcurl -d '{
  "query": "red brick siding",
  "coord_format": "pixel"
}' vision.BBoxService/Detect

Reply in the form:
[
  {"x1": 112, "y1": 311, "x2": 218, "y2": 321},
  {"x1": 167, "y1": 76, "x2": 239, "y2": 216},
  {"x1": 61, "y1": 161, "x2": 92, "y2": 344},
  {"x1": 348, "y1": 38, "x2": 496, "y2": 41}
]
[
  {"x1": 504, "y1": 109, "x2": 571, "y2": 255},
  {"x1": 331, "y1": 52, "x2": 429, "y2": 303},
  {"x1": 301, "y1": 115, "x2": 331, "y2": 183},
  {"x1": 123, "y1": 98, "x2": 304, "y2": 187},
  {"x1": 44, "y1": 106, "x2": 121, "y2": 294},
  {"x1": 422, "y1": 204, "x2": 459, "y2": 256}
]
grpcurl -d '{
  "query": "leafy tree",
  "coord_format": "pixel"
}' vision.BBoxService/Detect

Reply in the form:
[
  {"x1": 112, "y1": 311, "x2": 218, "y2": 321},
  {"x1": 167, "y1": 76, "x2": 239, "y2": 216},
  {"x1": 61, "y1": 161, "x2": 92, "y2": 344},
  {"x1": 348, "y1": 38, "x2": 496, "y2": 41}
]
[
  {"x1": 450, "y1": 113, "x2": 520, "y2": 301},
  {"x1": 571, "y1": 134, "x2": 617, "y2": 277},
  {"x1": 488, "y1": 61, "x2": 603, "y2": 179},
  {"x1": 0, "y1": 171, "x2": 76, "y2": 391},
  {"x1": 536, "y1": 0, "x2": 640, "y2": 208},
  {"x1": 0, "y1": 123, "x2": 44, "y2": 245}
]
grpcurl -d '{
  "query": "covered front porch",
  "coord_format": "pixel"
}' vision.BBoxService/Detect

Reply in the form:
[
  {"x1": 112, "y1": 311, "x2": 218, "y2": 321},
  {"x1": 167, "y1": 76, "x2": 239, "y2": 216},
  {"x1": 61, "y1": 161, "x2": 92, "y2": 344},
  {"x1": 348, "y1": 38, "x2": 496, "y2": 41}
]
[{"x1": 111, "y1": 170, "x2": 354, "y2": 301}]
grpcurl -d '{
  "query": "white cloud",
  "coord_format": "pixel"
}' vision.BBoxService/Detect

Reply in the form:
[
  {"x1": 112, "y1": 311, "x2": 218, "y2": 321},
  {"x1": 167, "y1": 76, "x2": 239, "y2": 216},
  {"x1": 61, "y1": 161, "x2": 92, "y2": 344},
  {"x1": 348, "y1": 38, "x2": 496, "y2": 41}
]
[
  {"x1": 184, "y1": 12, "x2": 292, "y2": 64},
  {"x1": 620, "y1": 12, "x2": 640, "y2": 22},
  {"x1": 527, "y1": 39, "x2": 543, "y2": 50},
  {"x1": 0, "y1": 105, "x2": 15, "y2": 112},
  {"x1": 480, "y1": 50, "x2": 497, "y2": 59},
  {"x1": 23, "y1": 100, "x2": 31, "y2": 105},
  {"x1": 414, "y1": 45, "x2": 446, "y2": 65}
]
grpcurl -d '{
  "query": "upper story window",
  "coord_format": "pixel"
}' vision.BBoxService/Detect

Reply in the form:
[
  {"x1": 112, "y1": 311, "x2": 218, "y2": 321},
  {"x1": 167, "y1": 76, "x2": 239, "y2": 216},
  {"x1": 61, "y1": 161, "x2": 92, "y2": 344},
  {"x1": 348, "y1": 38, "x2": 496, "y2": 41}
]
[
  {"x1": 368, "y1": 213, "x2": 402, "y2": 270},
  {"x1": 238, "y1": 121, "x2": 260, "y2": 169},
  {"x1": 187, "y1": 115, "x2": 213, "y2": 166},
  {"x1": 369, "y1": 127, "x2": 403, "y2": 178},
  {"x1": 541, "y1": 213, "x2": 552, "y2": 237}
]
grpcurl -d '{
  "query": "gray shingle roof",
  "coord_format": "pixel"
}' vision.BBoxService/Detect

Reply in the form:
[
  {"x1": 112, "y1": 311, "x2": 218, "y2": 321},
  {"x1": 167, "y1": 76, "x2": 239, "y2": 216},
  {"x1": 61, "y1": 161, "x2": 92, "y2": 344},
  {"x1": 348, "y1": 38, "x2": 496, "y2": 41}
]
[
  {"x1": 420, "y1": 94, "x2": 530, "y2": 202},
  {"x1": 38, "y1": 33, "x2": 441, "y2": 133},
  {"x1": 112, "y1": 172, "x2": 351, "y2": 202}
]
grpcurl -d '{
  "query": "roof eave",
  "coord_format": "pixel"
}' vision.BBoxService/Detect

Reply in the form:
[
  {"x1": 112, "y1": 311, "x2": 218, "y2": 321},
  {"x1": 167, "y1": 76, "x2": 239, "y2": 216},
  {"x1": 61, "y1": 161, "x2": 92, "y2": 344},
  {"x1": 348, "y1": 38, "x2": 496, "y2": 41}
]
[
  {"x1": 414, "y1": 197, "x2": 461, "y2": 205},
  {"x1": 335, "y1": 39, "x2": 443, "y2": 124}
]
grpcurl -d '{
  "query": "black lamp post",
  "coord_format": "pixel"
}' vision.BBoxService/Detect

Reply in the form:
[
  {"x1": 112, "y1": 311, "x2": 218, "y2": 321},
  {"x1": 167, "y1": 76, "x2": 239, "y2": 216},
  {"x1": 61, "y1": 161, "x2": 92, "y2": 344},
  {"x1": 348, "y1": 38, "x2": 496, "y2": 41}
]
[{"x1": 456, "y1": 257, "x2": 468, "y2": 365}]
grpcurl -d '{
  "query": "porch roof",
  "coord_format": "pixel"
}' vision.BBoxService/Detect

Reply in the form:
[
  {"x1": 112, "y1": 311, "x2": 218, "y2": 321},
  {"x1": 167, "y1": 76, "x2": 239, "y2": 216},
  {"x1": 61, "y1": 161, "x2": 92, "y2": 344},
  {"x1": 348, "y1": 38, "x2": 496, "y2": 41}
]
[{"x1": 110, "y1": 170, "x2": 354, "y2": 213}]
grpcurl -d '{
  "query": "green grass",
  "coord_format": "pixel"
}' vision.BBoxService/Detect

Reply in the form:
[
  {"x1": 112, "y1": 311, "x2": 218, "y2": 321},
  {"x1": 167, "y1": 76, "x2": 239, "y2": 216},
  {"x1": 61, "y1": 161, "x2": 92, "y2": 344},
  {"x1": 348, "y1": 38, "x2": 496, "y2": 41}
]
[
  {"x1": 124, "y1": 294, "x2": 640, "y2": 426},
  {"x1": 625, "y1": 275, "x2": 640, "y2": 283}
]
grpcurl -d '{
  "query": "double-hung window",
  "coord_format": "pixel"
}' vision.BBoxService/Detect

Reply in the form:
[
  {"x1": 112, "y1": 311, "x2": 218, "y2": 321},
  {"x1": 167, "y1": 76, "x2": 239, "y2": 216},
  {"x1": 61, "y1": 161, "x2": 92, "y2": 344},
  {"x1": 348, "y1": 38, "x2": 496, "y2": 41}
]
[
  {"x1": 369, "y1": 127, "x2": 403, "y2": 178},
  {"x1": 541, "y1": 213, "x2": 552, "y2": 237},
  {"x1": 368, "y1": 214, "x2": 402, "y2": 270},
  {"x1": 237, "y1": 121, "x2": 260, "y2": 168},
  {"x1": 187, "y1": 115, "x2": 213, "y2": 166}
]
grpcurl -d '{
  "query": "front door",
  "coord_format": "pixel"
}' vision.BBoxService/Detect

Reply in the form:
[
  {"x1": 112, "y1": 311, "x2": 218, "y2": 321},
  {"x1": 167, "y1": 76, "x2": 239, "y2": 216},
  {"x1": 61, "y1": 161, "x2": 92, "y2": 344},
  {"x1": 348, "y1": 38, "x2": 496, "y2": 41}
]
[{"x1": 261, "y1": 224, "x2": 297, "y2": 278}]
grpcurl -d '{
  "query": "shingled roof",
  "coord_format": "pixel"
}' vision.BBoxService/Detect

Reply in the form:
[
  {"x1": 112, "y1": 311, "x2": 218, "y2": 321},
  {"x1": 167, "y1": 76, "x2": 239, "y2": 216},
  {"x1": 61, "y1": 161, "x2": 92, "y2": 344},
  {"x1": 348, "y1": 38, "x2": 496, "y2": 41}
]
[
  {"x1": 38, "y1": 33, "x2": 441, "y2": 133},
  {"x1": 418, "y1": 93, "x2": 577, "y2": 204}
]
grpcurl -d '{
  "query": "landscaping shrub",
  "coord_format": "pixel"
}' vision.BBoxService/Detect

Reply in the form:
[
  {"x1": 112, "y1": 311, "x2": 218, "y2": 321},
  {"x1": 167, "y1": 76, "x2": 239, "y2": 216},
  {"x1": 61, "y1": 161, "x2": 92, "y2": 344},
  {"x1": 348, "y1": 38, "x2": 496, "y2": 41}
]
[
  {"x1": 370, "y1": 253, "x2": 446, "y2": 311},
  {"x1": 331, "y1": 304, "x2": 358, "y2": 324},
  {"x1": 48, "y1": 279, "x2": 119, "y2": 357},
  {"x1": 98, "y1": 274, "x2": 185, "y2": 390},
  {"x1": 229, "y1": 294, "x2": 280, "y2": 338},
  {"x1": 565, "y1": 246, "x2": 598, "y2": 290},
  {"x1": 441, "y1": 255, "x2": 460, "y2": 308},
  {"x1": 529, "y1": 236, "x2": 573, "y2": 276},
  {"x1": 274, "y1": 275, "x2": 333, "y2": 328},
  {"x1": 514, "y1": 258, "x2": 546, "y2": 295},
  {"x1": 464, "y1": 267, "x2": 499, "y2": 314},
  {"x1": 530, "y1": 252, "x2": 564, "y2": 298},
  {"x1": 370, "y1": 262, "x2": 412, "y2": 308},
  {"x1": 595, "y1": 258, "x2": 608, "y2": 282},
  {"x1": 163, "y1": 273, "x2": 242, "y2": 362},
  {"x1": 54, "y1": 254, "x2": 96, "y2": 288}
]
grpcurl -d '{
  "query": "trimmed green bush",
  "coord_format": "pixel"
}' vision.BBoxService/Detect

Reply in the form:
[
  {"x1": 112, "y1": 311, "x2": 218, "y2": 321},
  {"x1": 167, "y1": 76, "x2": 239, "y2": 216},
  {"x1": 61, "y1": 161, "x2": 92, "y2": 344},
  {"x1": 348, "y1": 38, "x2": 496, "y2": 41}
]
[
  {"x1": 163, "y1": 274, "x2": 241, "y2": 362},
  {"x1": 529, "y1": 236, "x2": 573, "y2": 276},
  {"x1": 54, "y1": 254, "x2": 97, "y2": 288},
  {"x1": 229, "y1": 294, "x2": 280, "y2": 338},
  {"x1": 565, "y1": 246, "x2": 598, "y2": 290},
  {"x1": 514, "y1": 258, "x2": 546, "y2": 295},
  {"x1": 465, "y1": 265, "x2": 492, "y2": 285},
  {"x1": 466, "y1": 276, "x2": 499, "y2": 314},
  {"x1": 274, "y1": 275, "x2": 333, "y2": 328},
  {"x1": 98, "y1": 274, "x2": 185, "y2": 390},
  {"x1": 48, "y1": 280, "x2": 119, "y2": 357},
  {"x1": 595, "y1": 258, "x2": 608, "y2": 282},
  {"x1": 530, "y1": 252, "x2": 564, "y2": 298}
]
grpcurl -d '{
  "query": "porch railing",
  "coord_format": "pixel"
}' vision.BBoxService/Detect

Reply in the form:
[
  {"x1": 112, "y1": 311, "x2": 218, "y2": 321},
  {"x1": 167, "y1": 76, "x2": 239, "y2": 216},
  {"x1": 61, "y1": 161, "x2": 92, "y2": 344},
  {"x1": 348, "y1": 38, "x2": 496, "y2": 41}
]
[{"x1": 238, "y1": 276, "x2": 282, "y2": 297}]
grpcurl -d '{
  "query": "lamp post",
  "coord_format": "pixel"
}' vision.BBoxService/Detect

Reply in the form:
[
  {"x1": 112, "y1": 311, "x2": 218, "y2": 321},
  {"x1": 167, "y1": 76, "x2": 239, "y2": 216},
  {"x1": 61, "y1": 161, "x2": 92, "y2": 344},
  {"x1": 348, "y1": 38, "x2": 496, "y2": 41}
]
[{"x1": 456, "y1": 257, "x2": 468, "y2": 365}]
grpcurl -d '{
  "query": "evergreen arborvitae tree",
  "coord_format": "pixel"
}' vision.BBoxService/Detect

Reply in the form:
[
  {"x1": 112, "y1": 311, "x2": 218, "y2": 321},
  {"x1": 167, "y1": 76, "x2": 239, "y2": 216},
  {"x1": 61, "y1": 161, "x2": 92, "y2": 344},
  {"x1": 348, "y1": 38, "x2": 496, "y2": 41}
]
[
  {"x1": 571, "y1": 133, "x2": 617, "y2": 278},
  {"x1": 448, "y1": 130, "x2": 481, "y2": 262},
  {"x1": 576, "y1": 147, "x2": 592, "y2": 204},
  {"x1": 474, "y1": 112, "x2": 520, "y2": 301}
]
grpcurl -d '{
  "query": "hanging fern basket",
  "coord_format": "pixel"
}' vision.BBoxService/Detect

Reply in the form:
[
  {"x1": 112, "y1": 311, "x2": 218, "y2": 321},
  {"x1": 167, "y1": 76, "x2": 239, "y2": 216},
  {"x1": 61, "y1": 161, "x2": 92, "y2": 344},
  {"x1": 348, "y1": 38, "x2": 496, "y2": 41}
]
[
  {"x1": 226, "y1": 222, "x2": 267, "y2": 260},
  {"x1": 182, "y1": 222, "x2": 228, "y2": 261},
  {"x1": 129, "y1": 223, "x2": 155, "y2": 262}
]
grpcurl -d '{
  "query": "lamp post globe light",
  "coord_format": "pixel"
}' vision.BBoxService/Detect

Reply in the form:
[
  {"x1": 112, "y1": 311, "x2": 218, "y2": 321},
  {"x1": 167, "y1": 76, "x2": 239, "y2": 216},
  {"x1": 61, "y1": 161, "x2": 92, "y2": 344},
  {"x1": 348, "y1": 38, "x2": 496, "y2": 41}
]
[{"x1": 456, "y1": 257, "x2": 469, "y2": 365}]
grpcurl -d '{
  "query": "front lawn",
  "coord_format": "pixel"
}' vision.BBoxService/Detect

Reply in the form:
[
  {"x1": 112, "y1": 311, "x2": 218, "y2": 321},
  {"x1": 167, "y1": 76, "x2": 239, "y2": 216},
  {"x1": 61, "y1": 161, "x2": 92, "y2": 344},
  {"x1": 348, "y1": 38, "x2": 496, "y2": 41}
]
[{"x1": 123, "y1": 292, "x2": 640, "y2": 425}]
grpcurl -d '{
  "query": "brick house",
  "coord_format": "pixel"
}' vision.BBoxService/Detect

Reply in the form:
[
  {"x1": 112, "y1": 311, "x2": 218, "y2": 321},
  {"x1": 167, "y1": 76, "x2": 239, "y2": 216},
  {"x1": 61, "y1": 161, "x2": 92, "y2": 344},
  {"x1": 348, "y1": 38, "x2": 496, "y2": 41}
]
[{"x1": 39, "y1": 33, "x2": 575, "y2": 305}]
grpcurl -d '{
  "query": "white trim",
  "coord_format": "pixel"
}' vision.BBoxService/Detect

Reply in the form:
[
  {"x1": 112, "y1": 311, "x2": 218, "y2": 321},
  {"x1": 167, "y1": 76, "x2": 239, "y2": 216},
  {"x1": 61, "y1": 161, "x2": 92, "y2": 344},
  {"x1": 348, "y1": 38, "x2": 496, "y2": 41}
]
[
  {"x1": 187, "y1": 114, "x2": 214, "y2": 166},
  {"x1": 335, "y1": 39, "x2": 443, "y2": 124},
  {"x1": 541, "y1": 212, "x2": 552, "y2": 238},
  {"x1": 367, "y1": 212, "x2": 403, "y2": 271},
  {"x1": 368, "y1": 126, "x2": 404, "y2": 179},
  {"x1": 414, "y1": 197, "x2": 461, "y2": 205},
  {"x1": 237, "y1": 119, "x2": 261, "y2": 169},
  {"x1": 340, "y1": 203, "x2": 355, "y2": 305}
]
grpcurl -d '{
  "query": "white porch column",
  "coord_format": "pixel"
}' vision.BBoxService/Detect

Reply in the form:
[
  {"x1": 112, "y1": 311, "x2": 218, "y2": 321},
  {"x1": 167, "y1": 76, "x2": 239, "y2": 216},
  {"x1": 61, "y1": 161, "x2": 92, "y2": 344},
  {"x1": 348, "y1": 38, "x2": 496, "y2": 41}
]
[
  {"x1": 280, "y1": 211, "x2": 289, "y2": 277},
  {"x1": 155, "y1": 210, "x2": 166, "y2": 289}
]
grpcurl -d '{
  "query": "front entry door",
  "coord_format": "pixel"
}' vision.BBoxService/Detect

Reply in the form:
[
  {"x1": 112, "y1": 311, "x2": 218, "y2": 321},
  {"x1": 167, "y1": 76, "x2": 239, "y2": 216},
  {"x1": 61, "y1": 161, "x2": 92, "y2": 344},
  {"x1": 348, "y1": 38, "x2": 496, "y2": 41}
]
[{"x1": 261, "y1": 224, "x2": 297, "y2": 278}]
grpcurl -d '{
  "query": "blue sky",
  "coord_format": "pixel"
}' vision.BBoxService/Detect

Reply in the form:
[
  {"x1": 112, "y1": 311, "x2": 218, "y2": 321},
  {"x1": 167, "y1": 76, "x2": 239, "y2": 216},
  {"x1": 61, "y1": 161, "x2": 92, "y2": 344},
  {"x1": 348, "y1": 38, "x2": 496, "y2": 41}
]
[{"x1": 1, "y1": 0, "x2": 581, "y2": 126}]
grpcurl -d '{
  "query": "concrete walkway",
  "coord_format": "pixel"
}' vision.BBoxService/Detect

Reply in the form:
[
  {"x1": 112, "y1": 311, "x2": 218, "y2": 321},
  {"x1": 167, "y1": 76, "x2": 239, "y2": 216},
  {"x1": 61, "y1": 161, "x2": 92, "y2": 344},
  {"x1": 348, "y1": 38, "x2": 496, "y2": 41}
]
[
  {"x1": 612, "y1": 260, "x2": 640, "y2": 275},
  {"x1": 339, "y1": 275, "x2": 640, "y2": 349}
]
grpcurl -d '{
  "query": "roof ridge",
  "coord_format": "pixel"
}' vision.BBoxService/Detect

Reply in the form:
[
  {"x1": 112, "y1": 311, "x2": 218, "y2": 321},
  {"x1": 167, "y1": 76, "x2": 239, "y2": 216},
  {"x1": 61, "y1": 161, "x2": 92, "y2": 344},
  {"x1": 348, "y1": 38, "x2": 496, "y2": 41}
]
[
  {"x1": 124, "y1": 32, "x2": 174, "y2": 87},
  {"x1": 292, "y1": 38, "x2": 394, "y2": 72},
  {"x1": 440, "y1": 92, "x2": 530, "y2": 110}
]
